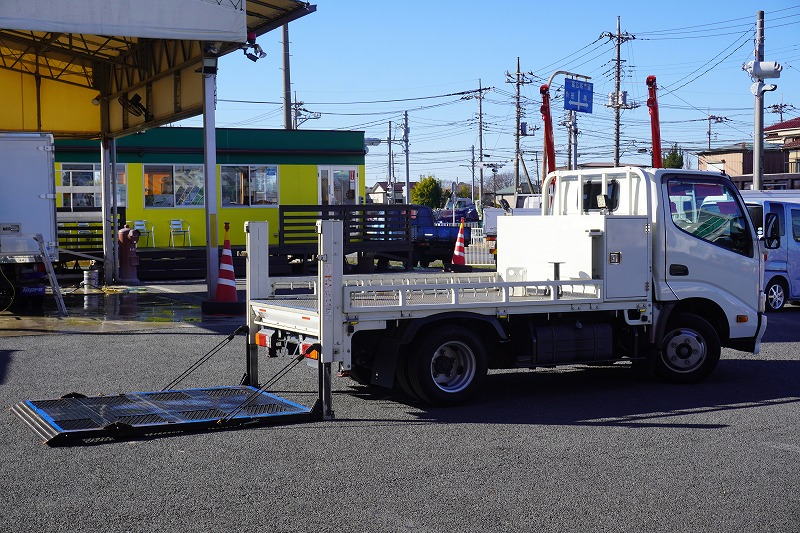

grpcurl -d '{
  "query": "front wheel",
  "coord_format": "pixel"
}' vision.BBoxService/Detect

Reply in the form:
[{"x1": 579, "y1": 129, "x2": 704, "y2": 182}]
[
  {"x1": 407, "y1": 326, "x2": 488, "y2": 405},
  {"x1": 655, "y1": 313, "x2": 720, "y2": 383},
  {"x1": 766, "y1": 278, "x2": 787, "y2": 312}
]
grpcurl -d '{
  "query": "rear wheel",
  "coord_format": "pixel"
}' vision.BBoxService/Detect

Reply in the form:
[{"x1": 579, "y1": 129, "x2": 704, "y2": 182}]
[
  {"x1": 766, "y1": 278, "x2": 787, "y2": 312},
  {"x1": 407, "y1": 326, "x2": 488, "y2": 405},
  {"x1": 655, "y1": 313, "x2": 720, "y2": 383}
]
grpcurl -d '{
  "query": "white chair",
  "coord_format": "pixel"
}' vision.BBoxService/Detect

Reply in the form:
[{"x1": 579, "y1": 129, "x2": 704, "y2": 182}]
[
  {"x1": 169, "y1": 219, "x2": 191, "y2": 247},
  {"x1": 131, "y1": 220, "x2": 154, "y2": 247}
]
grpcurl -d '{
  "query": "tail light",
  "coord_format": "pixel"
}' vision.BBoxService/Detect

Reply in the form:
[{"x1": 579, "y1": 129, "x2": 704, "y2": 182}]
[{"x1": 254, "y1": 331, "x2": 270, "y2": 347}]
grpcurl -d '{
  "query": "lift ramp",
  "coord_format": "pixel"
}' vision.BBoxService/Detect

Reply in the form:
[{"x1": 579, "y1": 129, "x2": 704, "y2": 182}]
[{"x1": 12, "y1": 386, "x2": 314, "y2": 446}]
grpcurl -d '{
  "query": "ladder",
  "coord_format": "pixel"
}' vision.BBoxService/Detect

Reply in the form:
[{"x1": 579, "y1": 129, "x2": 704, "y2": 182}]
[{"x1": 32, "y1": 234, "x2": 67, "y2": 316}]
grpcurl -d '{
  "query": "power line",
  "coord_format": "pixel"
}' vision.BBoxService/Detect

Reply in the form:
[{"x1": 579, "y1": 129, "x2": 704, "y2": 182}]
[{"x1": 218, "y1": 88, "x2": 487, "y2": 106}]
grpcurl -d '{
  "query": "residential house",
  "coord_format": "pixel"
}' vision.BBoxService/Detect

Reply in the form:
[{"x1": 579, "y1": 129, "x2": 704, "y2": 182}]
[
  {"x1": 765, "y1": 117, "x2": 800, "y2": 174},
  {"x1": 368, "y1": 181, "x2": 416, "y2": 204}
]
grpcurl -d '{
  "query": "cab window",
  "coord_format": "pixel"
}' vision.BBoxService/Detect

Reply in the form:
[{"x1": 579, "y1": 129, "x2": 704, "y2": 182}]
[
  {"x1": 666, "y1": 177, "x2": 752, "y2": 257},
  {"x1": 582, "y1": 180, "x2": 618, "y2": 212}
]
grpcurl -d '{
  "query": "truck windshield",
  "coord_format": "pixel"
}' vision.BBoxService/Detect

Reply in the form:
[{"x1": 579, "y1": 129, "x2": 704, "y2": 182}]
[
  {"x1": 667, "y1": 177, "x2": 752, "y2": 257},
  {"x1": 444, "y1": 199, "x2": 468, "y2": 209}
]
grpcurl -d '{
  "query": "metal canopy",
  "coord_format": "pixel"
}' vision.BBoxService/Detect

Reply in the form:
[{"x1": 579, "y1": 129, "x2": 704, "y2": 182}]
[{"x1": 0, "y1": 0, "x2": 316, "y2": 137}]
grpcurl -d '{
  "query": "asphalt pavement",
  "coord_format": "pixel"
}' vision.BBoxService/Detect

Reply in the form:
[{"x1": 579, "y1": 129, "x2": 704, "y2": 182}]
[{"x1": 1, "y1": 299, "x2": 799, "y2": 532}]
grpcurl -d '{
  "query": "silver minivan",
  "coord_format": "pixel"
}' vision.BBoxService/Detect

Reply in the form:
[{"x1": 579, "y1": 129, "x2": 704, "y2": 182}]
[{"x1": 742, "y1": 191, "x2": 800, "y2": 311}]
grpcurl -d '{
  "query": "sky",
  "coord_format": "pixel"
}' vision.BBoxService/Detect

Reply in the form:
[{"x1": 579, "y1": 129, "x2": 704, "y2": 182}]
[{"x1": 179, "y1": 1, "x2": 800, "y2": 187}]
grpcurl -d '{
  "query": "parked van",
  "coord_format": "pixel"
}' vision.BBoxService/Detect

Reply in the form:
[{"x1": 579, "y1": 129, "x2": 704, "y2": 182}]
[{"x1": 741, "y1": 191, "x2": 800, "y2": 311}]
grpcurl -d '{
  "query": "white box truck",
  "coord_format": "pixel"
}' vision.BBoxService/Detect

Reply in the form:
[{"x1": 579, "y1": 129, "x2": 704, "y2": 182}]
[
  {"x1": 0, "y1": 133, "x2": 59, "y2": 307},
  {"x1": 244, "y1": 166, "x2": 771, "y2": 416}
]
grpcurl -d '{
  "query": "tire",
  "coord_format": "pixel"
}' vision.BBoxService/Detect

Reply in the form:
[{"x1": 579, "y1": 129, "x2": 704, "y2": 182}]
[
  {"x1": 394, "y1": 353, "x2": 419, "y2": 401},
  {"x1": 765, "y1": 278, "x2": 788, "y2": 312},
  {"x1": 407, "y1": 326, "x2": 488, "y2": 405},
  {"x1": 655, "y1": 313, "x2": 721, "y2": 383}
]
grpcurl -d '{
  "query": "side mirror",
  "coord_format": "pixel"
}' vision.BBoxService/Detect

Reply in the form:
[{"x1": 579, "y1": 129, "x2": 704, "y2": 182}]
[
  {"x1": 764, "y1": 212, "x2": 780, "y2": 249},
  {"x1": 499, "y1": 199, "x2": 511, "y2": 212}
]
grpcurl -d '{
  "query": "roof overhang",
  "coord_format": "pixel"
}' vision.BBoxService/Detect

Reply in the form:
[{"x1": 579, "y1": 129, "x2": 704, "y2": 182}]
[{"x1": 0, "y1": 0, "x2": 316, "y2": 138}]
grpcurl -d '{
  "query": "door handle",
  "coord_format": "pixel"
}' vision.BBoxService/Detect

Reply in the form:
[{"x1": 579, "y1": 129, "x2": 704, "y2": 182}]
[{"x1": 669, "y1": 264, "x2": 689, "y2": 276}]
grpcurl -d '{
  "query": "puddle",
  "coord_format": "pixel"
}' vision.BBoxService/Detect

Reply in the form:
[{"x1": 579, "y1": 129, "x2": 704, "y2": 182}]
[{"x1": 0, "y1": 290, "x2": 216, "y2": 336}]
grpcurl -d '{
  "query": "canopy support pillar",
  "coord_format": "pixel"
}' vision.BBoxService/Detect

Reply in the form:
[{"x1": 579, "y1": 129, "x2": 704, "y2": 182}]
[
  {"x1": 202, "y1": 57, "x2": 219, "y2": 298},
  {"x1": 100, "y1": 136, "x2": 116, "y2": 285}
]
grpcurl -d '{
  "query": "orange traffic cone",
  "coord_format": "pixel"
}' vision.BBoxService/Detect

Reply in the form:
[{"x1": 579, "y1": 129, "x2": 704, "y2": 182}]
[
  {"x1": 451, "y1": 218, "x2": 467, "y2": 267},
  {"x1": 202, "y1": 222, "x2": 245, "y2": 315},
  {"x1": 214, "y1": 222, "x2": 237, "y2": 302}
]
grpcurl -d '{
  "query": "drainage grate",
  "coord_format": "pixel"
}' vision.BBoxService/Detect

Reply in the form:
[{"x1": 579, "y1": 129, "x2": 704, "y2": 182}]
[{"x1": 13, "y1": 386, "x2": 312, "y2": 446}]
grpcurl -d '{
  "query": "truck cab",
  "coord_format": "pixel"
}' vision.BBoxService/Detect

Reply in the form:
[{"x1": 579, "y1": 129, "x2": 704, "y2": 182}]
[{"x1": 535, "y1": 167, "x2": 767, "y2": 356}]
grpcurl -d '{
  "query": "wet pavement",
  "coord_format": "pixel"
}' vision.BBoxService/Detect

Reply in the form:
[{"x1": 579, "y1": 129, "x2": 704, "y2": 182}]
[{"x1": 0, "y1": 280, "x2": 244, "y2": 336}]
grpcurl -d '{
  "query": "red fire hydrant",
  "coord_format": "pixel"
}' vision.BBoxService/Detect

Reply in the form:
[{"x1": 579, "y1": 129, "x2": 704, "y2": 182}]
[{"x1": 118, "y1": 225, "x2": 141, "y2": 285}]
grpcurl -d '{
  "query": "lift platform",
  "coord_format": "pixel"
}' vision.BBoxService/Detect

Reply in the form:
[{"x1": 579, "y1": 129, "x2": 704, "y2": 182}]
[{"x1": 12, "y1": 386, "x2": 313, "y2": 446}]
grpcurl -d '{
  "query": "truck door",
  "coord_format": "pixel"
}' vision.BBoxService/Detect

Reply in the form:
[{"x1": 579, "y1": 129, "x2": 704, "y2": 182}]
[{"x1": 663, "y1": 175, "x2": 759, "y2": 312}]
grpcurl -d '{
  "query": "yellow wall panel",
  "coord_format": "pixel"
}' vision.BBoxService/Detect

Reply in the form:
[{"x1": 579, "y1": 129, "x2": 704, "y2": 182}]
[
  {"x1": 180, "y1": 66, "x2": 204, "y2": 113},
  {"x1": 39, "y1": 80, "x2": 100, "y2": 134},
  {"x1": 0, "y1": 70, "x2": 37, "y2": 130},
  {"x1": 280, "y1": 164, "x2": 318, "y2": 204}
]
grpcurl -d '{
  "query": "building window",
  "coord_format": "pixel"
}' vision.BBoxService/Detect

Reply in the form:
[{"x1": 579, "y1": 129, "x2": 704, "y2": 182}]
[
  {"x1": 791, "y1": 209, "x2": 800, "y2": 243},
  {"x1": 144, "y1": 164, "x2": 204, "y2": 208},
  {"x1": 59, "y1": 163, "x2": 127, "y2": 210},
  {"x1": 221, "y1": 165, "x2": 278, "y2": 207}
]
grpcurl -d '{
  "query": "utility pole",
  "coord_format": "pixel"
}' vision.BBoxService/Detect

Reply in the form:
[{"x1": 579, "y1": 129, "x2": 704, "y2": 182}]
[
  {"x1": 570, "y1": 111, "x2": 578, "y2": 170},
  {"x1": 743, "y1": 10, "x2": 782, "y2": 190},
  {"x1": 602, "y1": 16, "x2": 637, "y2": 166},
  {"x1": 506, "y1": 58, "x2": 535, "y2": 190},
  {"x1": 559, "y1": 112, "x2": 578, "y2": 170},
  {"x1": 387, "y1": 120, "x2": 393, "y2": 203},
  {"x1": 768, "y1": 102, "x2": 795, "y2": 122},
  {"x1": 292, "y1": 91, "x2": 321, "y2": 128},
  {"x1": 470, "y1": 145, "x2": 476, "y2": 202},
  {"x1": 754, "y1": 10, "x2": 764, "y2": 191},
  {"x1": 478, "y1": 79, "x2": 484, "y2": 207},
  {"x1": 560, "y1": 113, "x2": 573, "y2": 169},
  {"x1": 403, "y1": 111, "x2": 410, "y2": 203},
  {"x1": 282, "y1": 24, "x2": 292, "y2": 130},
  {"x1": 706, "y1": 115, "x2": 728, "y2": 150}
]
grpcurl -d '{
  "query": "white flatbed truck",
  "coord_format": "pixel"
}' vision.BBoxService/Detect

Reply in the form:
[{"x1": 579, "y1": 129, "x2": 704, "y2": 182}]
[{"x1": 245, "y1": 166, "x2": 771, "y2": 417}]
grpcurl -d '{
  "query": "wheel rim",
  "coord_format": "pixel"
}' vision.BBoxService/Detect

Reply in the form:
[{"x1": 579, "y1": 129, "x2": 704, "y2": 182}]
[
  {"x1": 429, "y1": 341, "x2": 476, "y2": 393},
  {"x1": 768, "y1": 283, "x2": 785, "y2": 310},
  {"x1": 662, "y1": 328, "x2": 707, "y2": 373}
]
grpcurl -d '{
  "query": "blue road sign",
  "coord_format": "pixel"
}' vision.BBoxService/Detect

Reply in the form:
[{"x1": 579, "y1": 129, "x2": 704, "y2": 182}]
[{"x1": 564, "y1": 78, "x2": 593, "y2": 113}]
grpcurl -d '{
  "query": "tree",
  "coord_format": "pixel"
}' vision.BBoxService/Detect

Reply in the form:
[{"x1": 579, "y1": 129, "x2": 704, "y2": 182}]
[
  {"x1": 456, "y1": 184, "x2": 471, "y2": 199},
  {"x1": 663, "y1": 144, "x2": 684, "y2": 169},
  {"x1": 411, "y1": 175, "x2": 443, "y2": 208}
]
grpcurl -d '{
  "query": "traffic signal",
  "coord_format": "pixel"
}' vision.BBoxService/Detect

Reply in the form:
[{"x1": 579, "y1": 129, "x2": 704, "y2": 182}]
[{"x1": 743, "y1": 61, "x2": 782, "y2": 79}]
